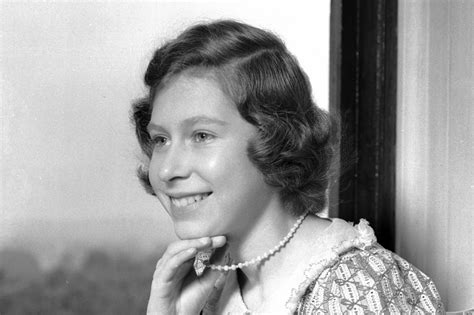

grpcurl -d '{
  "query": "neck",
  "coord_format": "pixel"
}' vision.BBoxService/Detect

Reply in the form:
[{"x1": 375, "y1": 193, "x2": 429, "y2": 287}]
[
  {"x1": 225, "y1": 202, "x2": 303, "y2": 289},
  {"x1": 215, "y1": 208, "x2": 331, "y2": 312}
]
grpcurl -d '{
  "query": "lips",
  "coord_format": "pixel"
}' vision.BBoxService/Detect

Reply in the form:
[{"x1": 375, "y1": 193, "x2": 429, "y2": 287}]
[{"x1": 170, "y1": 192, "x2": 212, "y2": 208}]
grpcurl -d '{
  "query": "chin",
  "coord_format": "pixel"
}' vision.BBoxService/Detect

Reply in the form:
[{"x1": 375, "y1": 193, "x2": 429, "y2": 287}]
[{"x1": 173, "y1": 221, "x2": 216, "y2": 240}]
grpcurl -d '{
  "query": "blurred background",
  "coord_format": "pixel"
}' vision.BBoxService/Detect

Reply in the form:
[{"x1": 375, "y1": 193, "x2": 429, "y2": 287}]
[{"x1": 0, "y1": 1, "x2": 330, "y2": 313}]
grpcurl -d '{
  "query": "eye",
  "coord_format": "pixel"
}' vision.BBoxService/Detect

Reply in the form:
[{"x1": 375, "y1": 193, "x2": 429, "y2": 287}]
[
  {"x1": 193, "y1": 132, "x2": 215, "y2": 143},
  {"x1": 150, "y1": 135, "x2": 169, "y2": 148}
]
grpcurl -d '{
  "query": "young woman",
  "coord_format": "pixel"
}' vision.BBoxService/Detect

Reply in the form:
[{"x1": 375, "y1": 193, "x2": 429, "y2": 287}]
[{"x1": 131, "y1": 20, "x2": 444, "y2": 314}]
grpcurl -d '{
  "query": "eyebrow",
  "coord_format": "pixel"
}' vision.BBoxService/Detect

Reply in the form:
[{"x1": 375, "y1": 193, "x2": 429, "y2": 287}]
[{"x1": 147, "y1": 115, "x2": 228, "y2": 133}]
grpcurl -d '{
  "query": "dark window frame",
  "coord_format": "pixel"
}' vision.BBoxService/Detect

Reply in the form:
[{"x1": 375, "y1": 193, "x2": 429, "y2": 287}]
[{"x1": 329, "y1": 0, "x2": 398, "y2": 250}]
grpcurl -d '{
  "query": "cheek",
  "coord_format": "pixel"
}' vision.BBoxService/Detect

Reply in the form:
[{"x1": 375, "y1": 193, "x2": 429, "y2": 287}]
[
  {"x1": 147, "y1": 160, "x2": 169, "y2": 210},
  {"x1": 147, "y1": 158, "x2": 160, "y2": 191},
  {"x1": 200, "y1": 145, "x2": 255, "y2": 184},
  {"x1": 207, "y1": 146, "x2": 270, "y2": 199},
  {"x1": 147, "y1": 156, "x2": 171, "y2": 207}
]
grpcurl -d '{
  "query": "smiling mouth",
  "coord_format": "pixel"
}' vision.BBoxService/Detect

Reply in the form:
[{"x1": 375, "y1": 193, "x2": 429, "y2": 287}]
[{"x1": 170, "y1": 192, "x2": 212, "y2": 208}]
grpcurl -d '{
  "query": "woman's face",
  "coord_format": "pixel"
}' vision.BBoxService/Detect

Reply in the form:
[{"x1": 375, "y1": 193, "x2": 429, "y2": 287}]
[{"x1": 147, "y1": 72, "x2": 279, "y2": 240}]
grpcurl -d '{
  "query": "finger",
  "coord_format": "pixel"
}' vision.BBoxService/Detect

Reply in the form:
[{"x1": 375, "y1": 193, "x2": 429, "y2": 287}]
[
  {"x1": 210, "y1": 235, "x2": 226, "y2": 248},
  {"x1": 153, "y1": 236, "x2": 228, "y2": 284},
  {"x1": 157, "y1": 247, "x2": 198, "y2": 283},
  {"x1": 161, "y1": 237, "x2": 212, "y2": 261},
  {"x1": 159, "y1": 236, "x2": 227, "y2": 268},
  {"x1": 166, "y1": 235, "x2": 226, "y2": 257},
  {"x1": 158, "y1": 237, "x2": 227, "y2": 286},
  {"x1": 147, "y1": 253, "x2": 196, "y2": 315},
  {"x1": 171, "y1": 237, "x2": 226, "y2": 282}
]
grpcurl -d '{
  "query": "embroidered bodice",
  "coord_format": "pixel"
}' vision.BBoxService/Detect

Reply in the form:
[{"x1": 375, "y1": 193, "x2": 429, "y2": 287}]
[{"x1": 202, "y1": 218, "x2": 444, "y2": 314}]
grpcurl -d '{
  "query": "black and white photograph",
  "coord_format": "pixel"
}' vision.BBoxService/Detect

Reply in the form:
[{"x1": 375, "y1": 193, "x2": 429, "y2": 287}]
[{"x1": 1, "y1": 0, "x2": 472, "y2": 314}]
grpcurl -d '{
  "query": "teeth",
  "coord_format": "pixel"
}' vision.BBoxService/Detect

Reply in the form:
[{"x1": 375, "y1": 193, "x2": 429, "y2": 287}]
[{"x1": 171, "y1": 193, "x2": 210, "y2": 208}]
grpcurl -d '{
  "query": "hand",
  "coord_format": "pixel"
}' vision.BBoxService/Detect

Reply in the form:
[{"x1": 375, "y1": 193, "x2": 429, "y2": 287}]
[{"x1": 146, "y1": 236, "x2": 227, "y2": 315}]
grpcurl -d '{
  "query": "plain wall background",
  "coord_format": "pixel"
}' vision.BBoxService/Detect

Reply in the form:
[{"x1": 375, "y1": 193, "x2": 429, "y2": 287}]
[
  {"x1": 397, "y1": 0, "x2": 473, "y2": 310},
  {"x1": 0, "y1": 1, "x2": 330, "y2": 269}
]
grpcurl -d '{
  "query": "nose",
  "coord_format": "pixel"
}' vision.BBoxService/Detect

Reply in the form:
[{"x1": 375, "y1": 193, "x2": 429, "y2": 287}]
[{"x1": 155, "y1": 144, "x2": 192, "y2": 182}]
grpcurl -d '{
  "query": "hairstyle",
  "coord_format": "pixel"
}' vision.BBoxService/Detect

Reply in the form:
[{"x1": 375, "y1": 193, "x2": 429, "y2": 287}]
[{"x1": 131, "y1": 20, "x2": 337, "y2": 215}]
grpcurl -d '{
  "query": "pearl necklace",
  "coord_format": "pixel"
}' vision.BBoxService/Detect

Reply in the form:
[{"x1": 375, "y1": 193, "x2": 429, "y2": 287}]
[{"x1": 208, "y1": 212, "x2": 309, "y2": 272}]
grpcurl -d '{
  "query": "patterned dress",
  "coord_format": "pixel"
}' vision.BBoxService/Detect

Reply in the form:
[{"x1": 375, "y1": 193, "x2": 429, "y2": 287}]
[{"x1": 202, "y1": 218, "x2": 445, "y2": 314}]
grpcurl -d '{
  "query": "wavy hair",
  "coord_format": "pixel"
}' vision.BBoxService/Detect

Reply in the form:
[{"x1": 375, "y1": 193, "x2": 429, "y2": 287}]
[{"x1": 131, "y1": 20, "x2": 337, "y2": 215}]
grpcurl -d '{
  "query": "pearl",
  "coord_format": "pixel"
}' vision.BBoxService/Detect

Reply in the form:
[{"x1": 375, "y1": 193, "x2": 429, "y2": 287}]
[{"x1": 208, "y1": 212, "x2": 308, "y2": 272}]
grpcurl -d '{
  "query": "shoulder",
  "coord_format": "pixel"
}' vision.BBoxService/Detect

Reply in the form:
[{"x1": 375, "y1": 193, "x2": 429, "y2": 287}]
[{"x1": 297, "y1": 244, "x2": 445, "y2": 314}]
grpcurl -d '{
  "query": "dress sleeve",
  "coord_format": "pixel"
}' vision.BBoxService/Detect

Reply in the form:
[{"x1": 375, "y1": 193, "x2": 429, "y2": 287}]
[{"x1": 297, "y1": 245, "x2": 445, "y2": 314}]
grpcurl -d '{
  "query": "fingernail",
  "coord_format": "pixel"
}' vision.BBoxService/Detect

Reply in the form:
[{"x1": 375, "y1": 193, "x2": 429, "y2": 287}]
[
  {"x1": 200, "y1": 237, "x2": 210, "y2": 245},
  {"x1": 212, "y1": 236, "x2": 226, "y2": 246}
]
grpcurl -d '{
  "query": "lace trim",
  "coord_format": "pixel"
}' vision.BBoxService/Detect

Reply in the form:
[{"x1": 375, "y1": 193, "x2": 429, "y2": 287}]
[{"x1": 285, "y1": 219, "x2": 377, "y2": 312}]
